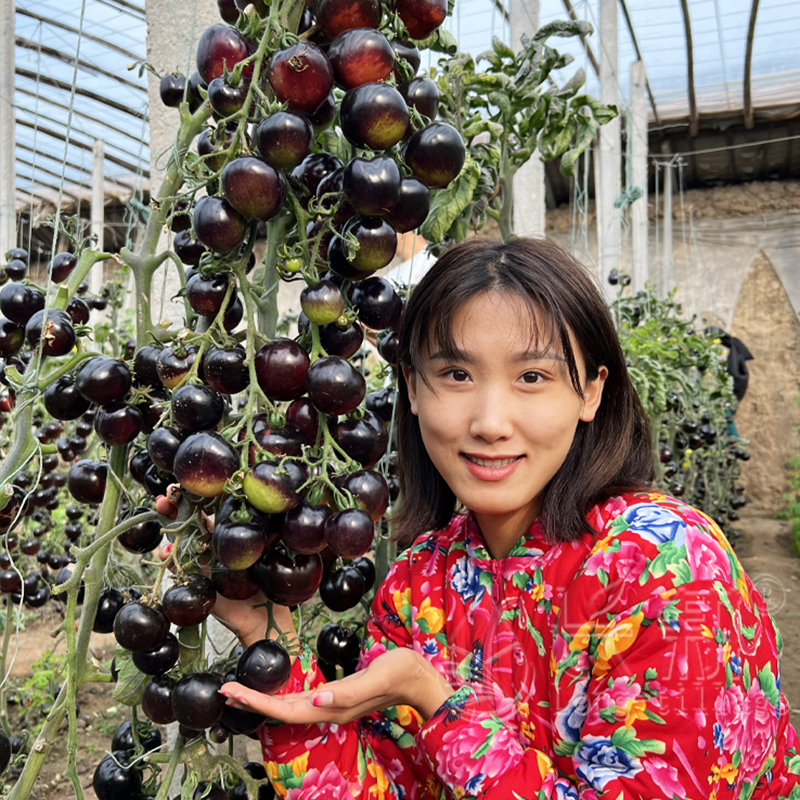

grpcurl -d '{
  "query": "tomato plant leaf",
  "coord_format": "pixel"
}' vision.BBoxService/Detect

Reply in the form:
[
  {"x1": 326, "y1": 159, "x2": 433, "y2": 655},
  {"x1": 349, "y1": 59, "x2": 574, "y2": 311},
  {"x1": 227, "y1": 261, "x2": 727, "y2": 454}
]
[
  {"x1": 534, "y1": 19, "x2": 593, "y2": 41},
  {"x1": 112, "y1": 646, "x2": 149, "y2": 706},
  {"x1": 419, "y1": 151, "x2": 480, "y2": 244}
]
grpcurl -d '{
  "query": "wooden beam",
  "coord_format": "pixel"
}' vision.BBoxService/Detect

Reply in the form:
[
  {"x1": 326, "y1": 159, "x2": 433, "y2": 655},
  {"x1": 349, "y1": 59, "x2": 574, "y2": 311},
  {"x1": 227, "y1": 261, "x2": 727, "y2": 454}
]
[
  {"x1": 559, "y1": 0, "x2": 600, "y2": 76},
  {"x1": 743, "y1": 0, "x2": 761, "y2": 130},
  {"x1": 618, "y1": 0, "x2": 660, "y2": 126},
  {"x1": 678, "y1": 0, "x2": 699, "y2": 137}
]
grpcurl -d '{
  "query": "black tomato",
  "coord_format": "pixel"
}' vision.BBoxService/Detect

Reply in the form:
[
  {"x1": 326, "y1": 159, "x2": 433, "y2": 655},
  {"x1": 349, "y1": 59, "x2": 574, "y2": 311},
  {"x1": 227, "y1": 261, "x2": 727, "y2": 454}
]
[
  {"x1": 132, "y1": 632, "x2": 181, "y2": 676},
  {"x1": 92, "y1": 751, "x2": 142, "y2": 800},
  {"x1": 281, "y1": 502, "x2": 331, "y2": 554},
  {"x1": 351, "y1": 276, "x2": 403, "y2": 329},
  {"x1": 43, "y1": 376, "x2": 91, "y2": 421},
  {"x1": 25, "y1": 309, "x2": 75, "y2": 356},
  {"x1": 342, "y1": 155, "x2": 401, "y2": 217},
  {"x1": 339, "y1": 84, "x2": 408, "y2": 150},
  {"x1": 323, "y1": 507, "x2": 374, "y2": 559},
  {"x1": 171, "y1": 672, "x2": 226, "y2": 730},
  {"x1": 338, "y1": 469, "x2": 389, "y2": 522},
  {"x1": 256, "y1": 111, "x2": 314, "y2": 170},
  {"x1": 117, "y1": 507, "x2": 162, "y2": 554},
  {"x1": 162, "y1": 574, "x2": 217, "y2": 627},
  {"x1": 306, "y1": 356, "x2": 366, "y2": 415},
  {"x1": 111, "y1": 720, "x2": 163, "y2": 753},
  {"x1": 210, "y1": 562, "x2": 260, "y2": 600},
  {"x1": 204, "y1": 346, "x2": 249, "y2": 394},
  {"x1": 67, "y1": 460, "x2": 107, "y2": 505},
  {"x1": 93, "y1": 587, "x2": 125, "y2": 633},
  {"x1": 253, "y1": 547, "x2": 323, "y2": 605},
  {"x1": 171, "y1": 383, "x2": 225, "y2": 432},
  {"x1": 147, "y1": 426, "x2": 186, "y2": 473},
  {"x1": 113, "y1": 601, "x2": 170, "y2": 652},
  {"x1": 212, "y1": 521, "x2": 272, "y2": 571},
  {"x1": 351, "y1": 555, "x2": 376, "y2": 591},
  {"x1": 317, "y1": 622, "x2": 360, "y2": 666},
  {"x1": 94, "y1": 402, "x2": 143, "y2": 446},
  {"x1": 236, "y1": 639, "x2": 292, "y2": 694},
  {"x1": 253, "y1": 338, "x2": 309, "y2": 401},
  {"x1": 133, "y1": 345, "x2": 163, "y2": 387},
  {"x1": 319, "y1": 564, "x2": 366, "y2": 612},
  {"x1": 142, "y1": 674, "x2": 178, "y2": 724},
  {"x1": 242, "y1": 460, "x2": 306, "y2": 514},
  {"x1": 76, "y1": 356, "x2": 132, "y2": 406},
  {"x1": 173, "y1": 431, "x2": 239, "y2": 498}
]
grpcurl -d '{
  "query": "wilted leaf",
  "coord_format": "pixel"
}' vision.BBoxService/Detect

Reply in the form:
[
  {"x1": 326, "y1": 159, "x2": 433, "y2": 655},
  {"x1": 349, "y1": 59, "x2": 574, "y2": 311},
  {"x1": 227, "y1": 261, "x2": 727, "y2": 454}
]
[
  {"x1": 492, "y1": 36, "x2": 516, "y2": 60},
  {"x1": 420, "y1": 151, "x2": 481, "y2": 243},
  {"x1": 559, "y1": 106, "x2": 595, "y2": 176},
  {"x1": 534, "y1": 19, "x2": 593, "y2": 42},
  {"x1": 112, "y1": 646, "x2": 149, "y2": 706}
]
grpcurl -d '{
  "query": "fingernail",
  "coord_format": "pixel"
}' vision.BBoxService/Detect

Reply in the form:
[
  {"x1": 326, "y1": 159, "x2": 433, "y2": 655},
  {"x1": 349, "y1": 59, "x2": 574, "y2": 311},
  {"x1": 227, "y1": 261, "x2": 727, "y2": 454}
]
[
  {"x1": 163, "y1": 544, "x2": 173, "y2": 555},
  {"x1": 312, "y1": 691, "x2": 333, "y2": 707}
]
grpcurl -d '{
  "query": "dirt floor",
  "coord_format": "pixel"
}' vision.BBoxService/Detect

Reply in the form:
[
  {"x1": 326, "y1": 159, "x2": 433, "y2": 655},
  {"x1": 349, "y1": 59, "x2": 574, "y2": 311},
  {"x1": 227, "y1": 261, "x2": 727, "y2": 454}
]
[{"x1": 3, "y1": 515, "x2": 799, "y2": 798}]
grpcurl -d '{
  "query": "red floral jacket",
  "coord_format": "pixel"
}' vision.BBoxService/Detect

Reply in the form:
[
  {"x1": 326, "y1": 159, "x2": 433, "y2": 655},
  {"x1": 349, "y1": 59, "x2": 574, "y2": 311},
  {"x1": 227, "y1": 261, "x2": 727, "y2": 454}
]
[{"x1": 258, "y1": 492, "x2": 800, "y2": 799}]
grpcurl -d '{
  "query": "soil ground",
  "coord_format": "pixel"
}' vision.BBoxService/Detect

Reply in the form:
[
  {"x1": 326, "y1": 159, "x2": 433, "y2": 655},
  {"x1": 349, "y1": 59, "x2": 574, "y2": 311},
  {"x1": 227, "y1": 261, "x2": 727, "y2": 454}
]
[{"x1": 3, "y1": 515, "x2": 799, "y2": 798}]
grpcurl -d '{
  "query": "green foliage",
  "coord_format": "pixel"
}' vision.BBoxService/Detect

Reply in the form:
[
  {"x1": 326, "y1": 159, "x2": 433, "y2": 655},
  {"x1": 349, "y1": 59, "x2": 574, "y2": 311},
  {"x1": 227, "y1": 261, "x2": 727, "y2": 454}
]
[
  {"x1": 775, "y1": 396, "x2": 800, "y2": 551},
  {"x1": 12, "y1": 650, "x2": 63, "y2": 735},
  {"x1": 615, "y1": 288, "x2": 749, "y2": 541}
]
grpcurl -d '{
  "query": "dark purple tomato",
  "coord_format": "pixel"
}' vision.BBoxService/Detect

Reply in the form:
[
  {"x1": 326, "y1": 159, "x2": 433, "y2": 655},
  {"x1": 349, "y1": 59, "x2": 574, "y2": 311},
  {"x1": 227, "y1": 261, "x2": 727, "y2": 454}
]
[
  {"x1": 169, "y1": 198, "x2": 192, "y2": 233},
  {"x1": 198, "y1": 127, "x2": 240, "y2": 173},
  {"x1": 392, "y1": 39, "x2": 420, "y2": 77},
  {"x1": 257, "y1": 423, "x2": 306, "y2": 459},
  {"x1": 211, "y1": 562, "x2": 260, "y2": 600},
  {"x1": 147, "y1": 426, "x2": 186, "y2": 473},
  {"x1": 212, "y1": 521, "x2": 270, "y2": 571},
  {"x1": 315, "y1": 168, "x2": 356, "y2": 224},
  {"x1": 25, "y1": 309, "x2": 75, "y2": 356},
  {"x1": 76, "y1": 356, "x2": 132, "y2": 406},
  {"x1": 43, "y1": 376, "x2": 91, "y2": 420},
  {"x1": 333, "y1": 418, "x2": 380, "y2": 466},
  {"x1": 404, "y1": 122, "x2": 465, "y2": 189},
  {"x1": 4, "y1": 260, "x2": 26, "y2": 281},
  {"x1": 351, "y1": 555, "x2": 376, "y2": 590},
  {"x1": 162, "y1": 574, "x2": 216, "y2": 626},
  {"x1": 92, "y1": 751, "x2": 142, "y2": 800},
  {"x1": 67, "y1": 460, "x2": 107, "y2": 504},
  {"x1": 256, "y1": 111, "x2": 314, "y2": 170},
  {"x1": 89, "y1": 295, "x2": 108, "y2": 312},
  {"x1": 208, "y1": 76, "x2": 249, "y2": 116},
  {"x1": 220, "y1": 704, "x2": 266, "y2": 736},
  {"x1": 399, "y1": 75, "x2": 439, "y2": 123},
  {"x1": 132, "y1": 632, "x2": 180, "y2": 676},
  {"x1": 49, "y1": 252, "x2": 77, "y2": 282},
  {"x1": 319, "y1": 564, "x2": 366, "y2": 611},
  {"x1": 307, "y1": 92, "x2": 337, "y2": 134},
  {"x1": 236, "y1": 639, "x2": 291, "y2": 694},
  {"x1": 193, "y1": 782, "x2": 230, "y2": 800},
  {"x1": 194, "y1": 196, "x2": 247, "y2": 254},
  {"x1": 157, "y1": 346, "x2": 199, "y2": 390},
  {"x1": 316, "y1": 0, "x2": 381, "y2": 39},
  {"x1": 286, "y1": 397, "x2": 319, "y2": 446},
  {"x1": 377, "y1": 329, "x2": 398, "y2": 364},
  {"x1": 319, "y1": 319, "x2": 364, "y2": 358},
  {"x1": 174, "y1": 229, "x2": 207, "y2": 265},
  {"x1": 0, "y1": 318, "x2": 23, "y2": 356},
  {"x1": 281, "y1": 502, "x2": 331, "y2": 554},
  {"x1": 93, "y1": 587, "x2": 125, "y2": 633},
  {"x1": 142, "y1": 675, "x2": 178, "y2": 724},
  {"x1": 323, "y1": 507, "x2": 373, "y2": 559},
  {"x1": 159, "y1": 73, "x2": 186, "y2": 107},
  {"x1": 254, "y1": 338, "x2": 309, "y2": 401},
  {"x1": 114, "y1": 601, "x2": 170, "y2": 652},
  {"x1": 384, "y1": 176, "x2": 430, "y2": 233},
  {"x1": 145, "y1": 465, "x2": 174, "y2": 498},
  {"x1": 342, "y1": 216, "x2": 398, "y2": 273},
  {"x1": 117, "y1": 507, "x2": 162, "y2": 554},
  {"x1": 242, "y1": 460, "x2": 306, "y2": 514},
  {"x1": 172, "y1": 672, "x2": 226, "y2": 730},
  {"x1": 328, "y1": 29, "x2": 394, "y2": 90},
  {"x1": 94, "y1": 402, "x2": 143, "y2": 446},
  {"x1": 317, "y1": 623, "x2": 360, "y2": 665},
  {"x1": 111, "y1": 720, "x2": 163, "y2": 753},
  {"x1": 219, "y1": 293, "x2": 244, "y2": 332},
  {"x1": 306, "y1": 356, "x2": 365, "y2": 415},
  {"x1": 204, "y1": 346, "x2": 249, "y2": 394},
  {"x1": 196, "y1": 24, "x2": 252, "y2": 85},
  {"x1": 0, "y1": 282, "x2": 44, "y2": 325},
  {"x1": 342, "y1": 155, "x2": 401, "y2": 217},
  {"x1": 173, "y1": 431, "x2": 239, "y2": 498},
  {"x1": 351, "y1": 276, "x2": 403, "y2": 329},
  {"x1": 0, "y1": 569, "x2": 21, "y2": 593},
  {"x1": 65, "y1": 297, "x2": 90, "y2": 326},
  {"x1": 222, "y1": 157, "x2": 286, "y2": 221},
  {"x1": 269, "y1": 42, "x2": 333, "y2": 112},
  {"x1": 186, "y1": 273, "x2": 232, "y2": 317},
  {"x1": 394, "y1": 0, "x2": 446, "y2": 39},
  {"x1": 339, "y1": 84, "x2": 408, "y2": 150},
  {"x1": 172, "y1": 383, "x2": 225, "y2": 432},
  {"x1": 253, "y1": 548, "x2": 323, "y2": 605},
  {"x1": 291, "y1": 153, "x2": 343, "y2": 196},
  {"x1": 129, "y1": 450, "x2": 153, "y2": 484},
  {"x1": 217, "y1": 0, "x2": 238, "y2": 21}
]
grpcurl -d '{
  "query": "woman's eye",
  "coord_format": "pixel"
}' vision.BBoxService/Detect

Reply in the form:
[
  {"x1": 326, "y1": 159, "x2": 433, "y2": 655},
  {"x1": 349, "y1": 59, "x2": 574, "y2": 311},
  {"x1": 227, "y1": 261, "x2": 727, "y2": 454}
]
[
  {"x1": 520, "y1": 371, "x2": 542, "y2": 384},
  {"x1": 448, "y1": 369, "x2": 470, "y2": 382}
]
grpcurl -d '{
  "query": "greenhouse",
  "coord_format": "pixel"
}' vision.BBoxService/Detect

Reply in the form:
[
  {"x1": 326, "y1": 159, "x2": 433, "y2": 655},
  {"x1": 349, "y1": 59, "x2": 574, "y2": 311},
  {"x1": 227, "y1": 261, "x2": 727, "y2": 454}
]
[{"x1": 1, "y1": 0, "x2": 800, "y2": 797}]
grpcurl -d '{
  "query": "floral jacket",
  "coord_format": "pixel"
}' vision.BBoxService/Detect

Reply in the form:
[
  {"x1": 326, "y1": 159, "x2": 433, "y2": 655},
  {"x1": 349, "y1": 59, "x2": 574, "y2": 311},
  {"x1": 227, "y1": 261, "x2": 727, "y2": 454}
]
[{"x1": 259, "y1": 492, "x2": 800, "y2": 800}]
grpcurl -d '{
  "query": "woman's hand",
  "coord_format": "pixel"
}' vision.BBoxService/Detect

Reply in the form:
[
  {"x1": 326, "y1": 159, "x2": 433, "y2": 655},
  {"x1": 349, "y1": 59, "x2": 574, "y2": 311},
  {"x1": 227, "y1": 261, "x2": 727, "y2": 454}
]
[{"x1": 220, "y1": 647, "x2": 454, "y2": 724}]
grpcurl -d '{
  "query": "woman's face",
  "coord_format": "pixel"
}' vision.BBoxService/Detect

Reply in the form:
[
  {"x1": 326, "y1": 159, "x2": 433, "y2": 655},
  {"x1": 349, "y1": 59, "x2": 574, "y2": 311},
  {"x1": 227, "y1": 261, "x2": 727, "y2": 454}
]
[{"x1": 405, "y1": 291, "x2": 607, "y2": 556}]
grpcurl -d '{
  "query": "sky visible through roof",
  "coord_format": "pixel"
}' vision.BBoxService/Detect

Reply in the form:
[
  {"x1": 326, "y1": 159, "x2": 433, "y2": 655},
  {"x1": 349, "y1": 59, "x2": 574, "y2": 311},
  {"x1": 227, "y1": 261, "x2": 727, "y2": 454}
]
[{"x1": 12, "y1": 0, "x2": 800, "y2": 202}]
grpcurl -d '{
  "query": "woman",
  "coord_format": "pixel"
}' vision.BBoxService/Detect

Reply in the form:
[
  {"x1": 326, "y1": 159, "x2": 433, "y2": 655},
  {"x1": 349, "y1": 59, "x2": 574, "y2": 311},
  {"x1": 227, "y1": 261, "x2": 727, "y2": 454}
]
[{"x1": 218, "y1": 238, "x2": 800, "y2": 799}]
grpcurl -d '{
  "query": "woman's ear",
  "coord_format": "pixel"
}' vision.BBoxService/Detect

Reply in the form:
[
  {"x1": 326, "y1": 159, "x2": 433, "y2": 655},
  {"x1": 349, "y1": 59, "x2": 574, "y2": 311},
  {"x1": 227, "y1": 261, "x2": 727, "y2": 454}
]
[
  {"x1": 579, "y1": 365, "x2": 608, "y2": 423},
  {"x1": 402, "y1": 366, "x2": 419, "y2": 416}
]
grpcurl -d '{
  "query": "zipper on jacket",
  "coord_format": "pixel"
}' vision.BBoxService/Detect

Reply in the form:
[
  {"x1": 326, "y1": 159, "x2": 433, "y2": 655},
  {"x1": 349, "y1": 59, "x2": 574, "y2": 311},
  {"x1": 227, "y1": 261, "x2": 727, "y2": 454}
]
[{"x1": 482, "y1": 563, "x2": 503, "y2": 689}]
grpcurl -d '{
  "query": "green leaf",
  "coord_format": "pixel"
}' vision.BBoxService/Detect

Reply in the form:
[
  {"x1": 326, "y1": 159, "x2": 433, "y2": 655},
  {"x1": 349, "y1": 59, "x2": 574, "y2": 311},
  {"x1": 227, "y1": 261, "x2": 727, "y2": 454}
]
[
  {"x1": 462, "y1": 118, "x2": 504, "y2": 142},
  {"x1": 556, "y1": 67, "x2": 587, "y2": 99},
  {"x1": 419, "y1": 151, "x2": 481, "y2": 243},
  {"x1": 644, "y1": 668, "x2": 658, "y2": 681},
  {"x1": 610, "y1": 727, "x2": 666, "y2": 757},
  {"x1": 534, "y1": 19, "x2": 593, "y2": 42},
  {"x1": 559, "y1": 106, "x2": 595, "y2": 177},
  {"x1": 414, "y1": 27, "x2": 458, "y2": 55},
  {"x1": 492, "y1": 35, "x2": 516, "y2": 60},
  {"x1": 743, "y1": 659, "x2": 752, "y2": 691},
  {"x1": 112, "y1": 646, "x2": 149, "y2": 706},
  {"x1": 757, "y1": 665, "x2": 782, "y2": 709}
]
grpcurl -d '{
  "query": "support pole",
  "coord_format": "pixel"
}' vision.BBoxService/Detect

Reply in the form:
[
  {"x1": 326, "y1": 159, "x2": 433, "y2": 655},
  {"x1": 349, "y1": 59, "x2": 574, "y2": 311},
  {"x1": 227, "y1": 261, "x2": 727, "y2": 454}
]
[
  {"x1": 630, "y1": 60, "x2": 648, "y2": 291},
  {"x1": 90, "y1": 139, "x2": 104, "y2": 293},
  {"x1": 509, "y1": 0, "x2": 546, "y2": 238},
  {"x1": 597, "y1": 0, "x2": 621, "y2": 289},
  {"x1": 661, "y1": 148, "x2": 673, "y2": 298},
  {"x1": 0, "y1": 0, "x2": 16, "y2": 258}
]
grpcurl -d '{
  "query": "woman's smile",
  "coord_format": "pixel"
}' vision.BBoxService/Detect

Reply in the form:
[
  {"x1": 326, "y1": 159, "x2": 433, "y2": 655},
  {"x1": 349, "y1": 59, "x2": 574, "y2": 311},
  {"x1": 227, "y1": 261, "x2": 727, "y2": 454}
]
[{"x1": 405, "y1": 290, "x2": 606, "y2": 557}]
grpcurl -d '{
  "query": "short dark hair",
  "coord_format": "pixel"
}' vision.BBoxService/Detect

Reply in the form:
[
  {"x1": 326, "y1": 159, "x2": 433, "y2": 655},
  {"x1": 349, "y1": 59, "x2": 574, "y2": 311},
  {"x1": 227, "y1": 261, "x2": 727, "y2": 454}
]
[{"x1": 393, "y1": 237, "x2": 654, "y2": 545}]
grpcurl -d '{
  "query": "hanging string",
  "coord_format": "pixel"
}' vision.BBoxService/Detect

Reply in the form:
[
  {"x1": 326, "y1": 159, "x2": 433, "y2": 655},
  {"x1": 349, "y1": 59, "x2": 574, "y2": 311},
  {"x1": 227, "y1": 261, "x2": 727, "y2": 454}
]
[{"x1": 24, "y1": 20, "x2": 46, "y2": 262}]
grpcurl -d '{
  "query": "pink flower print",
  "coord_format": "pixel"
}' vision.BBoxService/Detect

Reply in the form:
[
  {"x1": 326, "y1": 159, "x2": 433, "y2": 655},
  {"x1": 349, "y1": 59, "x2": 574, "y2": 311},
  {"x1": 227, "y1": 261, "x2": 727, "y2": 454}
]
[
  {"x1": 285, "y1": 761, "x2": 355, "y2": 799},
  {"x1": 713, "y1": 683, "x2": 746, "y2": 754},
  {"x1": 686, "y1": 526, "x2": 731, "y2": 583},
  {"x1": 737, "y1": 682, "x2": 779, "y2": 783},
  {"x1": 586, "y1": 677, "x2": 642, "y2": 727},
  {"x1": 644, "y1": 756, "x2": 685, "y2": 796}
]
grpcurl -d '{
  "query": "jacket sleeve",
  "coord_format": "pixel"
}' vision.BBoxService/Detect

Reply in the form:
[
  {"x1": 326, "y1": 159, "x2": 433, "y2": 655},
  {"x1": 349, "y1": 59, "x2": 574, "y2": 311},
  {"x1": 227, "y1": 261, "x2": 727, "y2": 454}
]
[
  {"x1": 415, "y1": 579, "x2": 798, "y2": 800},
  {"x1": 258, "y1": 539, "x2": 440, "y2": 799}
]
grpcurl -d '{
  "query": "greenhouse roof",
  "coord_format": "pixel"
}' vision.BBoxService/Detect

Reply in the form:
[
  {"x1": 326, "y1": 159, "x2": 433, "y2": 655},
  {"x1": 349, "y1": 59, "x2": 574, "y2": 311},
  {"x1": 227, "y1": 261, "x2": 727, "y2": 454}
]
[{"x1": 10, "y1": 0, "x2": 800, "y2": 211}]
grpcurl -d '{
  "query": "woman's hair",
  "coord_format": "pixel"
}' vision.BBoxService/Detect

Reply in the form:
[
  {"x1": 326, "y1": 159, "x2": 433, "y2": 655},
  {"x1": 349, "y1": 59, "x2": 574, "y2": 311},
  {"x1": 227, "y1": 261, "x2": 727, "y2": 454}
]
[{"x1": 393, "y1": 236, "x2": 654, "y2": 545}]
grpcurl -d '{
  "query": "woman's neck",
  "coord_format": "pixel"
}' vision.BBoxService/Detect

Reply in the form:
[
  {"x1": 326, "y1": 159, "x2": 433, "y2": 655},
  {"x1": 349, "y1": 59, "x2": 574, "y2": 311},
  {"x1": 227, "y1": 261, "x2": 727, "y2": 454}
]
[{"x1": 473, "y1": 505, "x2": 540, "y2": 559}]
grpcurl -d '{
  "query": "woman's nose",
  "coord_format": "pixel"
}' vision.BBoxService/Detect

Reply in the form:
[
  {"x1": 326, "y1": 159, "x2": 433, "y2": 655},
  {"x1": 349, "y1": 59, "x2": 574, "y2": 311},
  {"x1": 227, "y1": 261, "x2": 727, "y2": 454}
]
[{"x1": 467, "y1": 387, "x2": 514, "y2": 441}]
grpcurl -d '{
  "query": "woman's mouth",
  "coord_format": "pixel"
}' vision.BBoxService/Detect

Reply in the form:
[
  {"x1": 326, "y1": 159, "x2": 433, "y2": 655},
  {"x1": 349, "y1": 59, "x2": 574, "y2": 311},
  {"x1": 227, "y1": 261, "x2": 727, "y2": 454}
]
[
  {"x1": 463, "y1": 455, "x2": 521, "y2": 468},
  {"x1": 462, "y1": 454, "x2": 523, "y2": 481}
]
